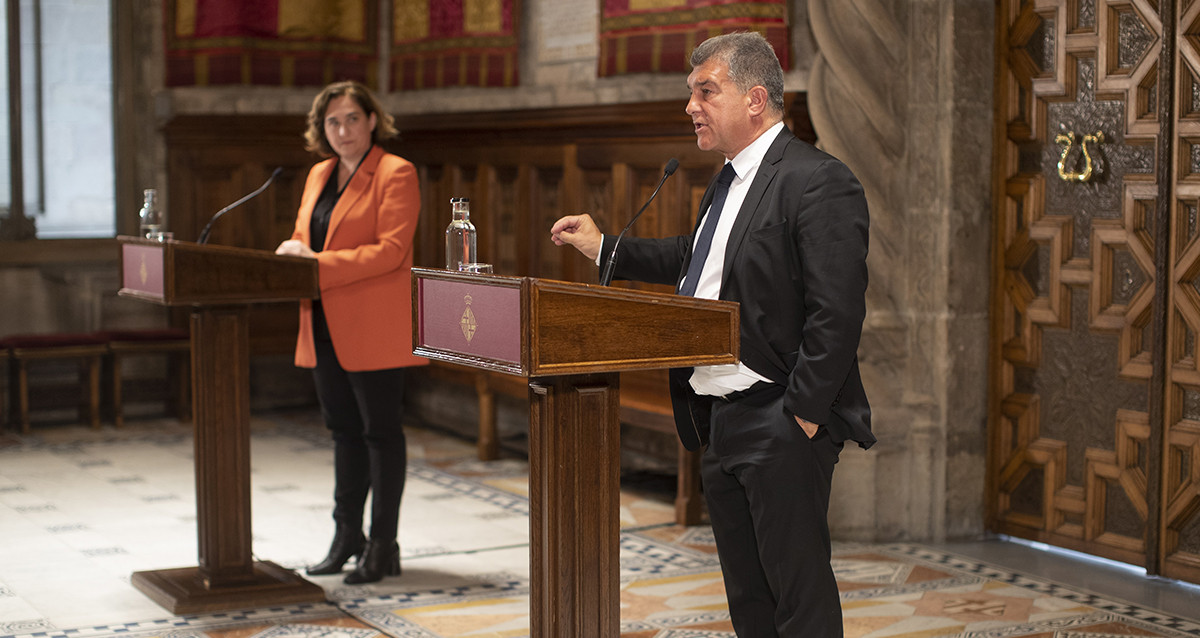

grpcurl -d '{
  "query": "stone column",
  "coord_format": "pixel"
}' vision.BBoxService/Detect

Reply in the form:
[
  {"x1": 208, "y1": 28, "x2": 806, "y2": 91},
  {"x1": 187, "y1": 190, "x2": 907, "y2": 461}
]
[{"x1": 807, "y1": 0, "x2": 993, "y2": 541}]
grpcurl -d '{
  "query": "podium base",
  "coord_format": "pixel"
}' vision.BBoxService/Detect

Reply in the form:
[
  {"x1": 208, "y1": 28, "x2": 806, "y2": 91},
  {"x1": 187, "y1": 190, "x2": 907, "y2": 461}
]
[{"x1": 131, "y1": 561, "x2": 327, "y2": 615}]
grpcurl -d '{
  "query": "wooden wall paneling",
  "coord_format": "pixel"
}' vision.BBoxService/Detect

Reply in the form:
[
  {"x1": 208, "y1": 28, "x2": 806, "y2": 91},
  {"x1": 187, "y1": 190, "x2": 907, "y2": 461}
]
[
  {"x1": 397, "y1": 101, "x2": 698, "y2": 149},
  {"x1": 512, "y1": 160, "x2": 570, "y2": 282},
  {"x1": 164, "y1": 116, "x2": 315, "y2": 355},
  {"x1": 559, "y1": 145, "x2": 585, "y2": 284},
  {"x1": 531, "y1": 164, "x2": 558, "y2": 281},
  {"x1": 575, "y1": 142, "x2": 718, "y2": 172},
  {"x1": 166, "y1": 148, "x2": 198, "y2": 239},
  {"x1": 608, "y1": 161, "x2": 669, "y2": 295},
  {"x1": 472, "y1": 158, "x2": 522, "y2": 277},
  {"x1": 413, "y1": 164, "x2": 439, "y2": 268},
  {"x1": 524, "y1": 162, "x2": 550, "y2": 280},
  {"x1": 164, "y1": 116, "x2": 311, "y2": 248},
  {"x1": 434, "y1": 163, "x2": 465, "y2": 267},
  {"x1": 472, "y1": 164, "x2": 495, "y2": 272},
  {"x1": 403, "y1": 143, "x2": 565, "y2": 169},
  {"x1": 606, "y1": 161, "x2": 630, "y2": 249},
  {"x1": 493, "y1": 165, "x2": 522, "y2": 276},
  {"x1": 543, "y1": 165, "x2": 568, "y2": 281},
  {"x1": 426, "y1": 164, "x2": 466, "y2": 268},
  {"x1": 649, "y1": 165, "x2": 678, "y2": 241},
  {"x1": 515, "y1": 164, "x2": 537, "y2": 278},
  {"x1": 635, "y1": 163, "x2": 676, "y2": 296},
  {"x1": 454, "y1": 163, "x2": 482, "y2": 267},
  {"x1": 570, "y1": 165, "x2": 613, "y2": 286}
]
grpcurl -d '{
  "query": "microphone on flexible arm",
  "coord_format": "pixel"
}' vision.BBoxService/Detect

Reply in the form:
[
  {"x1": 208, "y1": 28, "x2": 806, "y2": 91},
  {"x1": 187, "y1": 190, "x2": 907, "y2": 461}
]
[
  {"x1": 599, "y1": 158, "x2": 679, "y2": 286},
  {"x1": 196, "y1": 167, "x2": 284, "y2": 245}
]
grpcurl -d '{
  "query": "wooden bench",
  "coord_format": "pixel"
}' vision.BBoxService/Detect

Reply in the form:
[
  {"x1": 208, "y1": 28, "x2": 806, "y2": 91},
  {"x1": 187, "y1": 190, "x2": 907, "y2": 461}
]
[
  {"x1": 433, "y1": 361, "x2": 704, "y2": 525},
  {"x1": 1, "y1": 333, "x2": 107, "y2": 433},
  {"x1": 618, "y1": 370, "x2": 703, "y2": 525},
  {"x1": 100, "y1": 328, "x2": 191, "y2": 427}
]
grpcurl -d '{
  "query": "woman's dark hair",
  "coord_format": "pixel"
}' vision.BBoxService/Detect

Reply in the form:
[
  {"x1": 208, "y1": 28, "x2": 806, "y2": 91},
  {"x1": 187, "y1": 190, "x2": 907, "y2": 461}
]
[{"x1": 304, "y1": 80, "x2": 398, "y2": 156}]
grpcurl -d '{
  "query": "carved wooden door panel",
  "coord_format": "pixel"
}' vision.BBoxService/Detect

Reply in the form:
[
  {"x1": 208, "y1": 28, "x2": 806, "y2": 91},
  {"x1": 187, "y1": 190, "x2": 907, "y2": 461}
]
[
  {"x1": 991, "y1": 0, "x2": 1170, "y2": 572},
  {"x1": 1163, "y1": 0, "x2": 1200, "y2": 584}
]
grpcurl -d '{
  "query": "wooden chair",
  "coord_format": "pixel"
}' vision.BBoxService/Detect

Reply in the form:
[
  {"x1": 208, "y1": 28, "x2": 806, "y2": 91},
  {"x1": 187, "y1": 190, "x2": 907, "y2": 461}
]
[
  {"x1": 100, "y1": 328, "x2": 191, "y2": 428},
  {"x1": 0, "y1": 333, "x2": 107, "y2": 433}
]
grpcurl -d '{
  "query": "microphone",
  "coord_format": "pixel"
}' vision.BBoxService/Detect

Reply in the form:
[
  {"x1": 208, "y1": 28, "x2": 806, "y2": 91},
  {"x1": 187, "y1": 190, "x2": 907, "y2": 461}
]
[
  {"x1": 599, "y1": 158, "x2": 678, "y2": 286},
  {"x1": 197, "y1": 167, "x2": 284, "y2": 244}
]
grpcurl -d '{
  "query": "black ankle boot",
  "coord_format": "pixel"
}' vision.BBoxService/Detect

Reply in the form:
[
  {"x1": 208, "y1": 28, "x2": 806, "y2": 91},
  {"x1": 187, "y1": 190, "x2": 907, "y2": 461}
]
[
  {"x1": 306, "y1": 526, "x2": 367, "y2": 576},
  {"x1": 343, "y1": 539, "x2": 401, "y2": 584}
]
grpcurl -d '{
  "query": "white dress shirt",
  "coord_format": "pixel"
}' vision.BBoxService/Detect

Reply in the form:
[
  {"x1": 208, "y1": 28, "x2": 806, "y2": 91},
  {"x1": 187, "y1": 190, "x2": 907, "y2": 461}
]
[
  {"x1": 684, "y1": 122, "x2": 783, "y2": 396},
  {"x1": 597, "y1": 123, "x2": 784, "y2": 396}
]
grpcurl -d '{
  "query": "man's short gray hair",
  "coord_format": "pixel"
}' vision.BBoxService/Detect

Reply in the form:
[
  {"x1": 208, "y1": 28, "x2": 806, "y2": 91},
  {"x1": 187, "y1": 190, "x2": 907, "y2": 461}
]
[{"x1": 690, "y1": 32, "x2": 785, "y2": 115}]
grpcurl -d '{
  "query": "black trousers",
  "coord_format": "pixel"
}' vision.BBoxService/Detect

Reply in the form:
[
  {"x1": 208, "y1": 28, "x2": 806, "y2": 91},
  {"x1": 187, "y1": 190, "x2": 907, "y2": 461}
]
[
  {"x1": 312, "y1": 338, "x2": 408, "y2": 543},
  {"x1": 701, "y1": 387, "x2": 844, "y2": 637}
]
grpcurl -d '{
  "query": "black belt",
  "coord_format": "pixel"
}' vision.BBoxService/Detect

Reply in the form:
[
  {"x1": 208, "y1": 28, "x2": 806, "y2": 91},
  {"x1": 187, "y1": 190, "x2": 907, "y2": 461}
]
[{"x1": 717, "y1": 381, "x2": 777, "y2": 403}]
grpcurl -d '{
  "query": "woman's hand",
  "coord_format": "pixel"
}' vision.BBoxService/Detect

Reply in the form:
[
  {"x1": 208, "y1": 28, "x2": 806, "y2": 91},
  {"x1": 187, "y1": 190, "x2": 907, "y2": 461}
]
[{"x1": 276, "y1": 239, "x2": 317, "y2": 258}]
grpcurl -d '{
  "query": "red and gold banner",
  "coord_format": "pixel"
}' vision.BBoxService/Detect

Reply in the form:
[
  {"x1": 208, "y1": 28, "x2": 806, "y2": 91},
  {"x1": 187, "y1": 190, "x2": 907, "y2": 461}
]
[
  {"x1": 165, "y1": 0, "x2": 378, "y2": 87},
  {"x1": 391, "y1": 0, "x2": 520, "y2": 90},
  {"x1": 599, "y1": 0, "x2": 789, "y2": 77}
]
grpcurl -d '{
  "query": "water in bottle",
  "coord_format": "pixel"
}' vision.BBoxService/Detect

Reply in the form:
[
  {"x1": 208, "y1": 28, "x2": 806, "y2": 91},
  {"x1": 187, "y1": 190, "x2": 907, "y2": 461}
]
[
  {"x1": 445, "y1": 197, "x2": 477, "y2": 270},
  {"x1": 139, "y1": 189, "x2": 164, "y2": 239}
]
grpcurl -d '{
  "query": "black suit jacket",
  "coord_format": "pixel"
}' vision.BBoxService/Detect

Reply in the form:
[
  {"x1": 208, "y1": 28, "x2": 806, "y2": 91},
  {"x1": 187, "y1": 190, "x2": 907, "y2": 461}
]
[{"x1": 602, "y1": 126, "x2": 874, "y2": 451}]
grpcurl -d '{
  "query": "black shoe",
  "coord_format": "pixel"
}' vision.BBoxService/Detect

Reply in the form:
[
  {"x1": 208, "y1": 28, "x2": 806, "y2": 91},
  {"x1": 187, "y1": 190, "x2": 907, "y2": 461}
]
[
  {"x1": 306, "y1": 526, "x2": 366, "y2": 576},
  {"x1": 343, "y1": 539, "x2": 401, "y2": 584}
]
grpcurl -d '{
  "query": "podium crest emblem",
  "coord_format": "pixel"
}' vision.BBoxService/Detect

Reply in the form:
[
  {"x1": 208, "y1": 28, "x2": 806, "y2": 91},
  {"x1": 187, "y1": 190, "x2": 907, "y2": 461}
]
[
  {"x1": 139, "y1": 254, "x2": 148, "y2": 285},
  {"x1": 460, "y1": 294, "x2": 477, "y2": 342}
]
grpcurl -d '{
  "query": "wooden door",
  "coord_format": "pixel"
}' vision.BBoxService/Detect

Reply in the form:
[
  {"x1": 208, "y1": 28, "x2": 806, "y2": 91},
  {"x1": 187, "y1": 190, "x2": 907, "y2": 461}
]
[
  {"x1": 1162, "y1": 0, "x2": 1200, "y2": 584},
  {"x1": 990, "y1": 0, "x2": 1181, "y2": 575}
]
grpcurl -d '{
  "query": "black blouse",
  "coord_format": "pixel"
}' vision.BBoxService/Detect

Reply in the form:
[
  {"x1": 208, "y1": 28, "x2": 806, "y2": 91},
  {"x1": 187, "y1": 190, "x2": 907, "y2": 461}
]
[
  {"x1": 308, "y1": 171, "x2": 341, "y2": 341},
  {"x1": 309, "y1": 170, "x2": 340, "y2": 253},
  {"x1": 306, "y1": 149, "x2": 370, "y2": 342}
]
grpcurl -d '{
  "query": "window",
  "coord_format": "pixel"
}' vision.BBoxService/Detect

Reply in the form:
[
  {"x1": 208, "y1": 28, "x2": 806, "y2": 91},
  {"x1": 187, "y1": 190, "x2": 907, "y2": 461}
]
[
  {"x1": 2, "y1": 0, "x2": 114, "y2": 239},
  {"x1": 1, "y1": 4, "x2": 10, "y2": 223}
]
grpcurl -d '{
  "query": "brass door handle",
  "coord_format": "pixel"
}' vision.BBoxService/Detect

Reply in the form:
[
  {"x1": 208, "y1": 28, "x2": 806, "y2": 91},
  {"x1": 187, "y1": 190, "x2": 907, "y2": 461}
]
[{"x1": 1054, "y1": 131, "x2": 1104, "y2": 182}]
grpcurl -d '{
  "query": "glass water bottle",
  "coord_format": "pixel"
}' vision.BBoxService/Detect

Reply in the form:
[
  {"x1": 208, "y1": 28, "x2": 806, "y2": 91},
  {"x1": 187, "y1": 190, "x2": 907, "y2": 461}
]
[
  {"x1": 139, "y1": 189, "x2": 164, "y2": 239},
  {"x1": 445, "y1": 197, "x2": 476, "y2": 270}
]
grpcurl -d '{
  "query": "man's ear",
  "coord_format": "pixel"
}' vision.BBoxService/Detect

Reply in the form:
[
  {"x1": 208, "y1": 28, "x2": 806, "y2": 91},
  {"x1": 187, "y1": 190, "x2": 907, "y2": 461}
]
[{"x1": 746, "y1": 85, "x2": 769, "y2": 117}]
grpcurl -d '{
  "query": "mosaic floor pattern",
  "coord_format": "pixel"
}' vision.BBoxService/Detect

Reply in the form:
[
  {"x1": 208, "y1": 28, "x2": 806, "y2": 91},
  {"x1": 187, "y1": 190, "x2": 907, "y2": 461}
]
[{"x1": 1, "y1": 412, "x2": 1198, "y2": 638}]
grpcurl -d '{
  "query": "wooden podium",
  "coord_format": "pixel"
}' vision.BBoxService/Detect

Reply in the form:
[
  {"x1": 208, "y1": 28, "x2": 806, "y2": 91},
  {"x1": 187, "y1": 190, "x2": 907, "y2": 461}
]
[
  {"x1": 411, "y1": 268, "x2": 739, "y2": 637},
  {"x1": 117, "y1": 236, "x2": 326, "y2": 613}
]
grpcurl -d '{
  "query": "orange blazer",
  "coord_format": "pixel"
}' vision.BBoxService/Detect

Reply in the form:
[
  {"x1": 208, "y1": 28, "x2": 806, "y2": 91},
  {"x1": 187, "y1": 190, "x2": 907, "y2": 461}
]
[{"x1": 289, "y1": 145, "x2": 428, "y2": 372}]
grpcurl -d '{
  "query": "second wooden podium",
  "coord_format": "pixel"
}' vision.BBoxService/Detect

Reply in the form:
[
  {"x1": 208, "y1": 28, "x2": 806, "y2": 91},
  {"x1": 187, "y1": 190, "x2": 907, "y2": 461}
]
[
  {"x1": 412, "y1": 268, "x2": 739, "y2": 637},
  {"x1": 118, "y1": 236, "x2": 326, "y2": 613}
]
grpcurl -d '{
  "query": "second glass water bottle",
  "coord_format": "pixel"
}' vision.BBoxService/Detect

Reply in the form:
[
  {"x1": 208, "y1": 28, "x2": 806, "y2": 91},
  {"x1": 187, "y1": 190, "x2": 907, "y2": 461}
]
[{"x1": 445, "y1": 197, "x2": 476, "y2": 270}]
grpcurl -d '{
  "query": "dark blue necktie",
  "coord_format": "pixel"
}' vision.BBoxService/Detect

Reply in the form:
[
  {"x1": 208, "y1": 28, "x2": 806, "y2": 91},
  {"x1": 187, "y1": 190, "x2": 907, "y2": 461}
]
[{"x1": 679, "y1": 162, "x2": 736, "y2": 296}]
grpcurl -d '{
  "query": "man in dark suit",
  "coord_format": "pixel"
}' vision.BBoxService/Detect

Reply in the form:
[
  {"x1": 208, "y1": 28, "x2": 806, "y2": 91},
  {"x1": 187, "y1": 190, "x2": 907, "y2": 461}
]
[{"x1": 550, "y1": 31, "x2": 874, "y2": 637}]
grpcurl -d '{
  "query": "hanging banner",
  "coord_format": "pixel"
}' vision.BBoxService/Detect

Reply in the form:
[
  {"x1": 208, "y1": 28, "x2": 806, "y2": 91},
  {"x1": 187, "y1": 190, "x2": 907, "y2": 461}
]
[
  {"x1": 165, "y1": 0, "x2": 378, "y2": 87},
  {"x1": 598, "y1": 0, "x2": 790, "y2": 77},
  {"x1": 392, "y1": 0, "x2": 521, "y2": 90}
]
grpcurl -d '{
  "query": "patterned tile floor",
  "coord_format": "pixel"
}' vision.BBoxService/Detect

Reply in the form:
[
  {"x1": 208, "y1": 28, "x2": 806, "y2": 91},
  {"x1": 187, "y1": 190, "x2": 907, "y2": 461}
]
[{"x1": 1, "y1": 410, "x2": 1199, "y2": 637}]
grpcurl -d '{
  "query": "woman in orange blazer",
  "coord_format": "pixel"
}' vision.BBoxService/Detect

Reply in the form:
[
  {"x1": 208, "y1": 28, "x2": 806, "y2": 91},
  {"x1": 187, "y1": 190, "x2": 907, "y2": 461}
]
[{"x1": 276, "y1": 80, "x2": 427, "y2": 584}]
